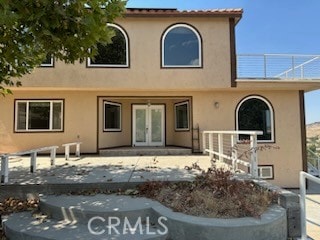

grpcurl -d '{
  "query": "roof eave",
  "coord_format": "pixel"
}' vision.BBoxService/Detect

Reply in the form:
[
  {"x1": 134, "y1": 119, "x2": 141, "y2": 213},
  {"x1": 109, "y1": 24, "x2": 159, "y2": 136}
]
[{"x1": 124, "y1": 8, "x2": 243, "y2": 21}]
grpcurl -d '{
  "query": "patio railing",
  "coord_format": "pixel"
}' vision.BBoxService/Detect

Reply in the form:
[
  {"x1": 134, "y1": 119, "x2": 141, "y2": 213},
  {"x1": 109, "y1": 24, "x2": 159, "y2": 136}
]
[
  {"x1": 0, "y1": 142, "x2": 82, "y2": 184},
  {"x1": 300, "y1": 171, "x2": 320, "y2": 240},
  {"x1": 237, "y1": 54, "x2": 320, "y2": 80},
  {"x1": 0, "y1": 146, "x2": 59, "y2": 183},
  {"x1": 307, "y1": 149, "x2": 320, "y2": 176},
  {"x1": 202, "y1": 130, "x2": 263, "y2": 178},
  {"x1": 62, "y1": 142, "x2": 82, "y2": 160}
]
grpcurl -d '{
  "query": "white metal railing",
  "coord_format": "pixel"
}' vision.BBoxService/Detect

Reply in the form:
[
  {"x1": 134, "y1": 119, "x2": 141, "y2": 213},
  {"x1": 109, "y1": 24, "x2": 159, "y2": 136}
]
[
  {"x1": 300, "y1": 171, "x2": 320, "y2": 240},
  {"x1": 237, "y1": 54, "x2": 320, "y2": 80},
  {"x1": 62, "y1": 142, "x2": 82, "y2": 160},
  {"x1": 0, "y1": 142, "x2": 83, "y2": 184},
  {"x1": 0, "y1": 146, "x2": 59, "y2": 183},
  {"x1": 202, "y1": 130, "x2": 263, "y2": 178},
  {"x1": 307, "y1": 149, "x2": 320, "y2": 176}
]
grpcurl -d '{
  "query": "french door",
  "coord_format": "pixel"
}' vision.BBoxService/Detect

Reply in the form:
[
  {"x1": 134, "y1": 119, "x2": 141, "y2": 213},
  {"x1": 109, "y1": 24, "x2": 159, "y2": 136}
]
[{"x1": 132, "y1": 105, "x2": 165, "y2": 146}]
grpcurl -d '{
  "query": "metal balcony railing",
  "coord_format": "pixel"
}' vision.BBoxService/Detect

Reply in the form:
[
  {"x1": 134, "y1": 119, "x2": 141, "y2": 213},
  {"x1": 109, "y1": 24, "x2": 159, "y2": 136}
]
[
  {"x1": 300, "y1": 171, "x2": 320, "y2": 240},
  {"x1": 307, "y1": 149, "x2": 320, "y2": 176},
  {"x1": 237, "y1": 54, "x2": 320, "y2": 80}
]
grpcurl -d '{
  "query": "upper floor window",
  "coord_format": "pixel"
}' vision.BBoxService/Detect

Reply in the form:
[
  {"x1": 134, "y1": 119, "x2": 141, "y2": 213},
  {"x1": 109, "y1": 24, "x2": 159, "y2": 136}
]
[
  {"x1": 40, "y1": 54, "x2": 54, "y2": 67},
  {"x1": 162, "y1": 24, "x2": 202, "y2": 68},
  {"x1": 15, "y1": 100, "x2": 63, "y2": 132},
  {"x1": 88, "y1": 23, "x2": 129, "y2": 67},
  {"x1": 236, "y1": 96, "x2": 274, "y2": 142}
]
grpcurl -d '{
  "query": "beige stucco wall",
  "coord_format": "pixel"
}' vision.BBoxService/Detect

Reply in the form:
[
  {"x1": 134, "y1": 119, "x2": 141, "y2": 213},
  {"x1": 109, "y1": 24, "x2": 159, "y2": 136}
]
[
  {"x1": 18, "y1": 17, "x2": 232, "y2": 90},
  {"x1": 192, "y1": 90, "x2": 302, "y2": 188},
  {"x1": 0, "y1": 89, "x2": 302, "y2": 187},
  {"x1": 0, "y1": 92, "x2": 193, "y2": 153},
  {"x1": 97, "y1": 98, "x2": 192, "y2": 149},
  {"x1": 0, "y1": 91, "x2": 98, "y2": 153}
]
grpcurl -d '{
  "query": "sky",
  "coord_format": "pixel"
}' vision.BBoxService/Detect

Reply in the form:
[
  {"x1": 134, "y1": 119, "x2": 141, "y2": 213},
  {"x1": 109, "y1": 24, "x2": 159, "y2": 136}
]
[{"x1": 126, "y1": 0, "x2": 320, "y2": 124}]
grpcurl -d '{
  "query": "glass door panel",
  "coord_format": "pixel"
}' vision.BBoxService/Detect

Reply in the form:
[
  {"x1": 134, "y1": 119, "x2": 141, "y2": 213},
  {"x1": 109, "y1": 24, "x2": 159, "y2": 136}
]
[
  {"x1": 135, "y1": 108, "x2": 147, "y2": 144},
  {"x1": 133, "y1": 105, "x2": 164, "y2": 146},
  {"x1": 151, "y1": 109, "x2": 162, "y2": 143}
]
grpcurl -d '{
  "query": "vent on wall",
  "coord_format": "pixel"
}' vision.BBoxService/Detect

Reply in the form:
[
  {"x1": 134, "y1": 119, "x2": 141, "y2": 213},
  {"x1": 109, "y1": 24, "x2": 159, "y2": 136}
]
[{"x1": 258, "y1": 165, "x2": 274, "y2": 179}]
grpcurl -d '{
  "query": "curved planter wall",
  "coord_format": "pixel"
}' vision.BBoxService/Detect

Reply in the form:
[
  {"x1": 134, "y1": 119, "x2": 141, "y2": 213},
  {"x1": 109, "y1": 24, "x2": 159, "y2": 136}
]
[
  {"x1": 3, "y1": 194, "x2": 287, "y2": 240},
  {"x1": 151, "y1": 204, "x2": 287, "y2": 240}
]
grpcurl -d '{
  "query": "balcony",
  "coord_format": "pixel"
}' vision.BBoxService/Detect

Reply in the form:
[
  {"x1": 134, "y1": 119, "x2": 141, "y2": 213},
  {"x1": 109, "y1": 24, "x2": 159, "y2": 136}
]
[{"x1": 237, "y1": 54, "x2": 320, "y2": 80}]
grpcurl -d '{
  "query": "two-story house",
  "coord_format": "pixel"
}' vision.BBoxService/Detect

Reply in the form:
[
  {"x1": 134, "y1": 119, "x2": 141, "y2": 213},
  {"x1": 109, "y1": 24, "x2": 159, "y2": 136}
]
[{"x1": 1, "y1": 8, "x2": 320, "y2": 188}]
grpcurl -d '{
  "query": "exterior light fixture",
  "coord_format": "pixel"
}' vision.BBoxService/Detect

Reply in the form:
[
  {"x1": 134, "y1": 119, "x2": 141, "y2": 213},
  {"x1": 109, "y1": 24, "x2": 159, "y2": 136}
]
[{"x1": 214, "y1": 101, "x2": 219, "y2": 109}]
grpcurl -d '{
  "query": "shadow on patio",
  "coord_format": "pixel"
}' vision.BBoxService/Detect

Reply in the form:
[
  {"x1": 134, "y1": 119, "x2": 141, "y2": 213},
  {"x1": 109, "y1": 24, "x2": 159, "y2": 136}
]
[{"x1": 0, "y1": 154, "x2": 224, "y2": 200}]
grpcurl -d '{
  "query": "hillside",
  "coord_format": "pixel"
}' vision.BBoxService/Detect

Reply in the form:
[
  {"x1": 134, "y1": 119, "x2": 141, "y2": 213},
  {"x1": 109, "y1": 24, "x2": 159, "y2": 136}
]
[{"x1": 306, "y1": 122, "x2": 320, "y2": 138}]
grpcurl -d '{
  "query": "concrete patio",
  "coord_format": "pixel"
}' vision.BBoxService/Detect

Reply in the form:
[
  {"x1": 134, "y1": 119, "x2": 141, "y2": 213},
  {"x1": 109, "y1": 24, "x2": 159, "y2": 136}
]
[
  {"x1": 0, "y1": 154, "x2": 224, "y2": 200},
  {"x1": 1, "y1": 154, "x2": 289, "y2": 240},
  {"x1": 1, "y1": 154, "x2": 217, "y2": 185},
  {"x1": 1, "y1": 154, "x2": 319, "y2": 239}
]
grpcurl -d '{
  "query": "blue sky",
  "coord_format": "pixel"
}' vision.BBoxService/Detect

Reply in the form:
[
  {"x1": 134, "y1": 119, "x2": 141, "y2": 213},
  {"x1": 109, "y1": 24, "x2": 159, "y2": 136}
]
[{"x1": 127, "y1": 0, "x2": 320, "y2": 124}]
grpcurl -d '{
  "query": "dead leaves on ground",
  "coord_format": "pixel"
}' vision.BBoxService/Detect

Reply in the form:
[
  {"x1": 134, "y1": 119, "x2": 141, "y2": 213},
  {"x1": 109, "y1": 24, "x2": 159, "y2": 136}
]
[{"x1": 0, "y1": 196, "x2": 39, "y2": 216}]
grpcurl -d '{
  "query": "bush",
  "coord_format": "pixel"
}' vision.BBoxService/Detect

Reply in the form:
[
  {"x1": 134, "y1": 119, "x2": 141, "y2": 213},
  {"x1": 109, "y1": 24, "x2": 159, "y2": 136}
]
[{"x1": 138, "y1": 167, "x2": 277, "y2": 218}]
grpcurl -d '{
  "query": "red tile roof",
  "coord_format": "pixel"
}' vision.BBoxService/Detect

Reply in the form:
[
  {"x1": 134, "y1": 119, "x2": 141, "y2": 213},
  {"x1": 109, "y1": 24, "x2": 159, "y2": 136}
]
[{"x1": 125, "y1": 8, "x2": 243, "y2": 18}]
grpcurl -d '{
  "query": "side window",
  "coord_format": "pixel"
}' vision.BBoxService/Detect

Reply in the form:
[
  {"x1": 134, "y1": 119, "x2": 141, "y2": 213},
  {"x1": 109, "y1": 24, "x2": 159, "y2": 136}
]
[
  {"x1": 258, "y1": 165, "x2": 274, "y2": 179},
  {"x1": 162, "y1": 24, "x2": 202, "y2": 68},
  {"x1": 40, "y1": 54, "x2": 54, "y2": 67},
  {"x1": 236, "y1": 96, "x2": 274, "y2": 142},
  {"x1": 15, "y1": 100, "x2": 63, "y2": 132},
  {"x1": 88, "y1": 23, "x2": 129, "y2": 67},
  {"x1": 104, "y1": 101, "x2": 121, "y2": 131},
  {"x1": 174, "y1": 101, "x2": 189, "y2": 131}
]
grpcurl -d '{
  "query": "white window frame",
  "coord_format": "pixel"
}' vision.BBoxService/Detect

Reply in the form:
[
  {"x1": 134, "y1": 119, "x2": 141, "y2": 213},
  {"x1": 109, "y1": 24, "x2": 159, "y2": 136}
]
[
  {"x1": 236, "y1": 95, "x2": 275, "y2": 143},
  {"x1": 258, "y1": 165, "x2": 274, "y2": 179},
  {"x1": 162, "y1": 23, "x2": 202, "y2": 68},
  {"x1": 15, "y1": 100, "x2": 63, "y2": 132},
  {"x1": 40, "y1": 56, "x2": 54, "y2": 67},
  {"x1": 104, "y1": 101, "x2": 122, "y2": 132},
  {"x1": 174, "y1": 101, "x2": 190, "y2": 131},
  {"x1": 87, "y1": 23, "x2": 129, "y2": 67}
]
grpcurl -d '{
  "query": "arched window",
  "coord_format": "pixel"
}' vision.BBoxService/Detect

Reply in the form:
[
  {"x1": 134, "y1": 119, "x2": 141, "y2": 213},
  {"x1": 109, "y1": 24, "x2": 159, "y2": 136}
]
[
  {"x1": 162, "y1": 24, "x2": 202, "y2": 67},
  {"x1": 236, "y1": 96, "x2": 274, "y2": 142},
  {"x1": 88, "y1": 23, "x2": 129, "y2": 67}
]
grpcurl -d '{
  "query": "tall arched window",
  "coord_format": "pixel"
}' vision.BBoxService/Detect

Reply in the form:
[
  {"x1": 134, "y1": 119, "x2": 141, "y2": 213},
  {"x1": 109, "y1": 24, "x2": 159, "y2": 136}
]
[
  {"x1": 88, "y1": 23, "x2": 129, "y2": 67},
  {"x1": 162, "y1": 23, "x2": 202, "y2": 67},
  {"x1": 236, "y1": 96, "x2": 274, "y2": 142}
]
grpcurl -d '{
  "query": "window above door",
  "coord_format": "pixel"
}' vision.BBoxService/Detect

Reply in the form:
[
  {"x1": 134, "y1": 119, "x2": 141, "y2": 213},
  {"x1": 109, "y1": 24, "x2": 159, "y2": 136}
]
[{"x1": 162, "y1": 23, "x2": 202, "y2": 68}]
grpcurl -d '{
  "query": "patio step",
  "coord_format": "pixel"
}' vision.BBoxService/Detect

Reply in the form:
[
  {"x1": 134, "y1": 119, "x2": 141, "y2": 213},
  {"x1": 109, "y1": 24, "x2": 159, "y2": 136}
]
[
  {"x1": 100, "y1": 147, "x2": 192, "y2": 156},
  {"x1": 2, "y1": 194, "x2": 288, "y2": 240},
  {"x1": 2, "y1": 194, "x2": 168, "y2": 240},
  {"x1": 39, "y1": 194, "x2": 163, "y2": 224}
]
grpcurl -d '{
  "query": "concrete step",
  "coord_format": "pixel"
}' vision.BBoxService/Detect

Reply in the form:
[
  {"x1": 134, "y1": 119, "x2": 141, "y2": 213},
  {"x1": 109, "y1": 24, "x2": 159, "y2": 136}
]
[
  {"x1": 2, "y1": 194, "x2": 168, "y2": 240},
  {"x1": 39, "y1": 194, "x2": 163, "y2": 224},
  {"x1": 3, "y1": 211, "x2": 167, "y2": 240},
  {"x1": 100, "y1": 147, "x2": 192, "y2": 156},
  {"x1": 2, "y1": 194, "x2": 287, "y2": 240}
]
